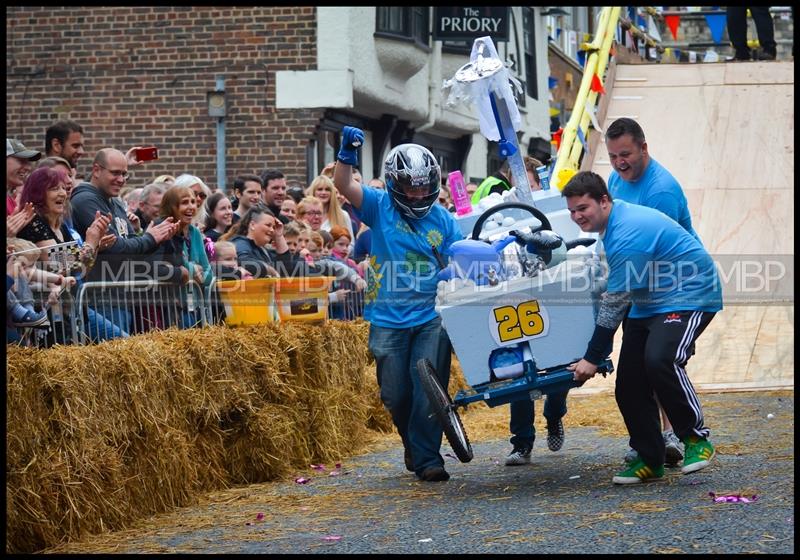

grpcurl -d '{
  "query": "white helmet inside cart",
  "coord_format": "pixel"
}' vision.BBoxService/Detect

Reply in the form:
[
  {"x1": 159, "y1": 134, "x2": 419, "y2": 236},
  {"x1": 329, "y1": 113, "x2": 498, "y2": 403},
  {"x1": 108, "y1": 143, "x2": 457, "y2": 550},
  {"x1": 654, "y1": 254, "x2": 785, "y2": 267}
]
[{"x1": 384, "y1": 143, "x2": 441, "y2": 219}]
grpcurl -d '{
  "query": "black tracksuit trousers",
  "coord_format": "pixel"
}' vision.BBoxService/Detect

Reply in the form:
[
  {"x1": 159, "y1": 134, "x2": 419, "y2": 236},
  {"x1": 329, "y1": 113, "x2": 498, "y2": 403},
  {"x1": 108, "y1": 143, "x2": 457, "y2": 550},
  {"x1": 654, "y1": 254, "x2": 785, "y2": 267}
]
[
  {"x1": 615, "y1": 310, "x2": 716, "y2": 469},
  {"x1": 726, "y1": 7, "x2": 777, "y2": 58}
]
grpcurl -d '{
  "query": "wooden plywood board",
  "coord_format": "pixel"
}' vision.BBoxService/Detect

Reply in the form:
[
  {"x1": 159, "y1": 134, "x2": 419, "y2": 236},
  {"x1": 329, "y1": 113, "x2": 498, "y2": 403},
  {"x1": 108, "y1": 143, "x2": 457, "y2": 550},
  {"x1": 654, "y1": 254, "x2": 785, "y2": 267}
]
[
  {"x1": 593, "y1": 84, "x2": 794, "y2": 191},
  {"x1": 582, "y1": 62, "x2": 795, "y2": 391},
  {"x1": 613, "y1": 62, "x2": 727, "y2": 87},
  {"x1": 612, "y1": 61, "x2": 794, "y2": 88},
  {"x1": 690, "y1": 188, "x2": 794, "y2": 254},
  {"x1": 746, "y1": 305, "x2": 795, "y2": 384},
  {"x1": 572, "y1": 304, "x2": 794, "y2": 395}
]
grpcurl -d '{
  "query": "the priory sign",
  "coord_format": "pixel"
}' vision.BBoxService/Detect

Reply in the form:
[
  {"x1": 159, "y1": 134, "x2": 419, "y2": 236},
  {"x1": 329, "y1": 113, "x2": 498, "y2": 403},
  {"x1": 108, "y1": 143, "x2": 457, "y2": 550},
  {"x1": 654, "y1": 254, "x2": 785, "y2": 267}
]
[{"x1": 433, "y1": 7, "x2": 510, "y2": 42}]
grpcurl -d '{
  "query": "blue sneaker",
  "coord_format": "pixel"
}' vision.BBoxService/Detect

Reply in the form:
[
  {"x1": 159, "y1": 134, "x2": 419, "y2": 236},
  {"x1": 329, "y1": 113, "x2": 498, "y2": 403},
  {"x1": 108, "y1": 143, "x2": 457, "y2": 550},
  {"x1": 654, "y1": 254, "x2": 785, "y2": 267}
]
[{"x1": 13, "y1": 307, "x2": 49, "y2": 328}]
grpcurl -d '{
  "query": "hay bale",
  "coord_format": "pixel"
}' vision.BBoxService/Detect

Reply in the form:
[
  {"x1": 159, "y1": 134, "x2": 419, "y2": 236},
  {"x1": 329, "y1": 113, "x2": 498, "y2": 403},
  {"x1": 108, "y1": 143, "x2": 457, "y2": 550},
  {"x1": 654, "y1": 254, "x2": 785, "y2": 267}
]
[
  {"x1": 6, "y1": 320, "x2": 380, "y2": 554},
  {"x1": 224, "y1": 403, "x2": 310, "y2": 484}
]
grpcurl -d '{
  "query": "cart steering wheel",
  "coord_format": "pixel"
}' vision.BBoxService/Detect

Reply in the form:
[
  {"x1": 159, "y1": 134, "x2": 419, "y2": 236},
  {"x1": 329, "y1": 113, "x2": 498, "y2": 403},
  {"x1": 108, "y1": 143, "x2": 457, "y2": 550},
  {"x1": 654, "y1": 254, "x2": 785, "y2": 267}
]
[{"x1": 470, "y1": 202, "x2": 553, "y2": 241}]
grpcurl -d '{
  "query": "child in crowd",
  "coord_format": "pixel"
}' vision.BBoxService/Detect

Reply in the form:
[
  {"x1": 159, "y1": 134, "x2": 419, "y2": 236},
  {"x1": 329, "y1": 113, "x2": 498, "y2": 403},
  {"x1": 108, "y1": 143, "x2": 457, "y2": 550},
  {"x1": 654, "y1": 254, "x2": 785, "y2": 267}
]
[
  {"x1": 307, "y1": 231, "x2": 324, "y2": 260},
  {"x1": 282, "y1": 221, "x2": 302, "y2": 255},
  {"x1": 328, "y1": 225, "x2": 363, "y2": 278},
  {"x1": 318, "y1": 230, "x2": 333, "y2": 257},
  {"x1": 6, "y1": 238, "x2": 72, "y2": 329},
  {"x1": 311, "y1": 227, "x2": 366, "y2": 320},
  {"x1": 212, "y1": 240, "x2": 252, "y2": 281},
  {"x1": 283, "y1": 221, "x2": 315, "y2": 265}
]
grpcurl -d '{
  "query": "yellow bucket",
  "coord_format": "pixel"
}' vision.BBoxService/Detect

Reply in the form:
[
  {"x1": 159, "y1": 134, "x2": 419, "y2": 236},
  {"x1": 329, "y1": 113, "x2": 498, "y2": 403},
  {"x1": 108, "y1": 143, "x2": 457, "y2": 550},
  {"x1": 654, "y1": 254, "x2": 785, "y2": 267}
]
[
  {"x1": 216, "y1": 278, "x2": 277, "y2": 326},
  {"x1": 273, "y1": 276, "x2": 334, "y2": 322}
]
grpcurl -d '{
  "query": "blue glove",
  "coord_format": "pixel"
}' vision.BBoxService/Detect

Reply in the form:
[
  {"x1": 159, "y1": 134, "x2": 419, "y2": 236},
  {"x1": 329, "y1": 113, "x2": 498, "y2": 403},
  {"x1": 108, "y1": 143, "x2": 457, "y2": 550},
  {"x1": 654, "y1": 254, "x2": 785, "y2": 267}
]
[{"x1": 337, "y1": 126, "x2": 364, "y2": 166}]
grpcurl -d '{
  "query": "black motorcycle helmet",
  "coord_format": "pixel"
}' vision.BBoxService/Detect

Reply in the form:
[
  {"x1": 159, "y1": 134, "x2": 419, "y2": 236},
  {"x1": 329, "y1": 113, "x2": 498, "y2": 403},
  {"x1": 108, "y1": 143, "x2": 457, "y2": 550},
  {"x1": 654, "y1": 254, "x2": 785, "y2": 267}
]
[{"x1": 384, "y1": 143, "x2": 441, "y2": 219}]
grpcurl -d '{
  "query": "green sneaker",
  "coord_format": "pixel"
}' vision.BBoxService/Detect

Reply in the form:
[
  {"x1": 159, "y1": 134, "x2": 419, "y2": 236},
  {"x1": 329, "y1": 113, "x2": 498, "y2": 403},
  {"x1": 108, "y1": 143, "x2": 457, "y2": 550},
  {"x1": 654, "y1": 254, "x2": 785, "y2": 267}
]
[
  {"x1": 612, "y1": 456, "x2": 664, "y2": 485},
  {"x1": 682, "y1": 436, "x2": 715, "y2": 474}
]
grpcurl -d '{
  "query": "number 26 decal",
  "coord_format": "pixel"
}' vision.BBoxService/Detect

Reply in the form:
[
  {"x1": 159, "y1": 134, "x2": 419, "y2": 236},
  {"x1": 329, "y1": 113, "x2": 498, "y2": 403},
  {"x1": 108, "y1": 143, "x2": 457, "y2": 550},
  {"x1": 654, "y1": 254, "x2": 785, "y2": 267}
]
[{"x1": 491, "y1": 300, "x2": 549, "y2": 344}]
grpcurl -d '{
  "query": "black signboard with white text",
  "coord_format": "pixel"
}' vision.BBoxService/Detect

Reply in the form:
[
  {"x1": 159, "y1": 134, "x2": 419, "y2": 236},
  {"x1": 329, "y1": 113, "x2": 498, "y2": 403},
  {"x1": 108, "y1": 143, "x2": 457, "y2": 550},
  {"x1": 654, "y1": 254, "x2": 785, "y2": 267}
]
[{"x1": 433, "y1": 7, "x2": 510, "y2": 42}]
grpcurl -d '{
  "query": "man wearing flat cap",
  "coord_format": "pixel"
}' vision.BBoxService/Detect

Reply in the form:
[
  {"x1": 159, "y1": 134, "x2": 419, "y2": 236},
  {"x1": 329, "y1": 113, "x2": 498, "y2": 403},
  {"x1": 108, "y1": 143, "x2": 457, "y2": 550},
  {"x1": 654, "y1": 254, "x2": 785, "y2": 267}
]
[{"x1": 7, "y1": 138, "x2": 41, "y2": 215}]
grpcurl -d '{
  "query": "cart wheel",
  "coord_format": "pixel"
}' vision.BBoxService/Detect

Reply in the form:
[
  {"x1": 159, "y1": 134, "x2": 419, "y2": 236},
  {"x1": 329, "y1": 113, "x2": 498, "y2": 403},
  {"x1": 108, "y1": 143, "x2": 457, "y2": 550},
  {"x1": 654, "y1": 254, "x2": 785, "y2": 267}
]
[{"x1": 417, "y1": 358, "x2": 473, "y2": 463}]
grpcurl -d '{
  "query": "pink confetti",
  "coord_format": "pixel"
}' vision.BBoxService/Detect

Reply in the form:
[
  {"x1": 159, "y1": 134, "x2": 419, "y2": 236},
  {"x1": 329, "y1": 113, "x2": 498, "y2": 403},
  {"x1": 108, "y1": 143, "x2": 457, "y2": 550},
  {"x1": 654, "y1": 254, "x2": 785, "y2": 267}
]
[
  {"x1": 256, "y1": 512, "x2": 265, "y2": 520},
  {"x1": 294, "y1": 477, "x2": 311, "y2": 484},
  {"x1": 709, "y1": 492, "x2": 759, "y2": 503},
  {"x1": 310, "y1": 464, "x2": 326, "y2": 471},
  {"x1": 329, "y1": 470, "x2": 341, "y2": 476},
  {"x1": 322, "y1": 535, "x2": 342, "y2": 541},
  {"x1": 335, "y1": 462, "x2": 342, "y2": 469}
]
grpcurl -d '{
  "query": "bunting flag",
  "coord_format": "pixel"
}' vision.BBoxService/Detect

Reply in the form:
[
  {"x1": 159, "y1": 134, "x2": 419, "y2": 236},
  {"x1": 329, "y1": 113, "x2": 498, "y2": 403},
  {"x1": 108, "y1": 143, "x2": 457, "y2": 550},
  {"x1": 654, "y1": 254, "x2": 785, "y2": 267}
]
[
  {"x1": 548, "y1": 76, "x2": 558, "y2": 90},
  {"x1": 577, "y1": 49, "x2": 586, "y2": 68},
  {"x1": 689, "y1": 51, "x2": 697, "y2": 63},
  {"x1": 705, "y1": 13, "x2": 727, "y2": 44},
  {"x1": 551, "y1": 127, "x2": 564, "y2": 150},
  {"x1": 674, "y1": 49, "x2": 682, "y2": 61},
  {"x1": 549, "y1": 107, "x2": 561, "y2": 117},
  {"x1": 588, "y1": 104, "x2": 602, "y2": 133},
  {"x1": 648, "y1": 15, "x2": 662, "y2": 42},
  {"x1": 576, "y1": 127, "x2": 589, "y2": 156},
  {"x1": 590, "y1": 73, "x2": 605, "y2": 94},
  {"x1": 556, "y1": 27, "x2": 562, "y2": 39},
  {"x1": 627, "y1": 29, "x2": 638, "y2": 53},
  {"x1": 664, "y1": 14, "x2": 680, "y2": 40}
]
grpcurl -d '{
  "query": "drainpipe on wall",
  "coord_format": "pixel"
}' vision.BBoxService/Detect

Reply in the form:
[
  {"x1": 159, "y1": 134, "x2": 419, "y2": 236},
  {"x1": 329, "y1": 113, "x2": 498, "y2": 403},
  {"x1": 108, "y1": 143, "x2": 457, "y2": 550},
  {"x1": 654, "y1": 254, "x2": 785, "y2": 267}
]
[
  {"x1": 415, "y1": 41, "x2": 443, "y2": 133},
  {"x1": 215, "y1": 75, "x2": 227, "y2": 192}
]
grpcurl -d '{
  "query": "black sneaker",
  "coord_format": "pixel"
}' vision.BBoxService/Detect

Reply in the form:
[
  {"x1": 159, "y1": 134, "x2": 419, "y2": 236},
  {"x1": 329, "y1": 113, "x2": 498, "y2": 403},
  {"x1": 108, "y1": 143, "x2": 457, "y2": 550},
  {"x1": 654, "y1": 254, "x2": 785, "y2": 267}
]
[
  {"x1": 546, "y1": 418, "x2": 565, "y2": 452},
  {"x1": 752, "y1": 48, "x2": 777, "y2": 61},
  {"x1": 418, "y1": 466, "x2": 450, "y2": 482},
  {"x1": 504, "y1": 445, "x2": 532, "y2": 466},
  {"x1": 404, "y1": 447, "x2": 414, "y2": 472}
]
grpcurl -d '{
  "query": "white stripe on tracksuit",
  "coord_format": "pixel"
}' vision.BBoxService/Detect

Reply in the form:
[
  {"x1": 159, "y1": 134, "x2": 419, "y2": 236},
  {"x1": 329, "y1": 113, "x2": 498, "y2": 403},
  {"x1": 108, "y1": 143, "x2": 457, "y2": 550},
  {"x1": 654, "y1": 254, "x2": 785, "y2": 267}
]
[{"x1": 673, "y1": 311, "x2": 708, "y2": 438}]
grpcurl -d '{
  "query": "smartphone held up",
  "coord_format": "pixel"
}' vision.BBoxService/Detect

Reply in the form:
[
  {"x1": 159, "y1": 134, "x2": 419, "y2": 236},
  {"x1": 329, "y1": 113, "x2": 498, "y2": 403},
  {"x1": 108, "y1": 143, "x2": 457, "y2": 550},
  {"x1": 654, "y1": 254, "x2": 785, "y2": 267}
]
[{"x1": 134, "y1": 146, "x2": 159, "y2": 162}]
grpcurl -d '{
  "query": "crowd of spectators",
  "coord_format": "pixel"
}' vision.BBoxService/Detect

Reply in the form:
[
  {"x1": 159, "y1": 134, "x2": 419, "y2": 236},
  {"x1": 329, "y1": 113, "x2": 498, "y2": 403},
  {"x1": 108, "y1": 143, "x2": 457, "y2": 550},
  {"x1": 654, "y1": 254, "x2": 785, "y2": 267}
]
[{"x1": 6, "y1": 121, "x2": 381, "y2": 344}]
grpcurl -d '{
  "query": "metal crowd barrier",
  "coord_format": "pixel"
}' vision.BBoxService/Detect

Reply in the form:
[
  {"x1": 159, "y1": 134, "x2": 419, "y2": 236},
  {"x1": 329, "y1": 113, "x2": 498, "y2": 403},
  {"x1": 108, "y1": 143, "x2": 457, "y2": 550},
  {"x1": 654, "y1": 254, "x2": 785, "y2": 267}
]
[
  {"x1": 15, "y1": 286, "x2": 80, "y2": 349},
  {"x1": 11, "y1": 273, "x2": 365, "y2": 348},
  {"x1": 329, "y1": 278, "x2": 365, "y2": 321},
  {"x1": 74, "y1": 280, "x2": 207, "y2": 344}
]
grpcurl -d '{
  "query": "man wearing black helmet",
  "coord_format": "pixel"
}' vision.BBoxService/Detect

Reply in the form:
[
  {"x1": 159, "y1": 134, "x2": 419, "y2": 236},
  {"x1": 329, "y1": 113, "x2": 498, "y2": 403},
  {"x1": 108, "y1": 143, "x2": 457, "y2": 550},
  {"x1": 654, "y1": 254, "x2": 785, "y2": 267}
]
[{"x1": 334, "y1": 126, "x2": 463, "y2": 482}]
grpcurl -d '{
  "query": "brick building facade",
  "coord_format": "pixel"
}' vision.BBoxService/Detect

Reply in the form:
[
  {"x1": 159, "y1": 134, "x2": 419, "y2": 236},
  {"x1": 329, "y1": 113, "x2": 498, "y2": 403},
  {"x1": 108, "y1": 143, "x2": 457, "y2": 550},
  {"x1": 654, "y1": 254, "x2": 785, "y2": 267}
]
[{"x1": 6, "y1": 6, "x2": 322, "y2": 190}]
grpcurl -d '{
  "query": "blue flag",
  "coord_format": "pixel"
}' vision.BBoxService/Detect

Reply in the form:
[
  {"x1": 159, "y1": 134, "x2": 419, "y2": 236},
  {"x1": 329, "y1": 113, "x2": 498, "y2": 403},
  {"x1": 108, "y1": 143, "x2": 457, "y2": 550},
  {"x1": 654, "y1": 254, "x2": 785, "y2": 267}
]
[{"x1": 705, "y1": 13, "x2": 727, "y2": 44}]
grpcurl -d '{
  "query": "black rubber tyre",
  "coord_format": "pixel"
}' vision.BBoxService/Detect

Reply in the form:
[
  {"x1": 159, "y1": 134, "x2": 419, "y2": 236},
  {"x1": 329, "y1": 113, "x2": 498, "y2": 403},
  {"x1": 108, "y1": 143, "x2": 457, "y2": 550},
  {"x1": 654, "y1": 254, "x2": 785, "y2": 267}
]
[{"x1": 417, "y1": 358, "x2": 473, "y2": 463}]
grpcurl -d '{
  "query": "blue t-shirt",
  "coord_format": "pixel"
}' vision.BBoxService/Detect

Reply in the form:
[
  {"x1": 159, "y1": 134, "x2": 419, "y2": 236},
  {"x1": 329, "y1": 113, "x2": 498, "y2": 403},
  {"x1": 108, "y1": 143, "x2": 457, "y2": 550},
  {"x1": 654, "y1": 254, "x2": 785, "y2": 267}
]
[
  {"x1": 608, "y1": 158, "x2": 699, "y2": 241},
  {"x1": 603, "y1": 200, "x2": 721, "y2": 318},
  {"x1": 355, "y1": 187, "x2": 463, "y2": 328}
]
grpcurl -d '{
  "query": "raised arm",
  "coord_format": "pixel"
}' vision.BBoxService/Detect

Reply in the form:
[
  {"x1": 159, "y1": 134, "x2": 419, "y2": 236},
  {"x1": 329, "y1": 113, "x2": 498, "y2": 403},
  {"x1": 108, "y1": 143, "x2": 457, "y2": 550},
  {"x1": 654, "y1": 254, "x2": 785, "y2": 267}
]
[{"x1": 333, "y1": 126, "x2": 365, "y2": 209}]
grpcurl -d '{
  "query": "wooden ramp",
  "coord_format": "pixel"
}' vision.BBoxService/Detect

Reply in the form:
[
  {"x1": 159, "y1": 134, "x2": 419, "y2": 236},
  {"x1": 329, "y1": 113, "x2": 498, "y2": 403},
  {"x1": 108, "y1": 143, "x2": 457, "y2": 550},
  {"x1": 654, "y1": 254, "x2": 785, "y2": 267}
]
[{"x1": 578, "y1": 60, "x2": 794, "y2": 393}]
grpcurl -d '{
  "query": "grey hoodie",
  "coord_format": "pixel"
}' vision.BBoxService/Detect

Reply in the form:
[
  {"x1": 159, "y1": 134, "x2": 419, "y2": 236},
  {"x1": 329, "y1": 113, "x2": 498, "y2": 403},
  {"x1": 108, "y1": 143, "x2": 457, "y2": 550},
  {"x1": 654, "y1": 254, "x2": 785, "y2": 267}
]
[{"x1": 70, "y1": 181, "x2": 161, "y2": 282}]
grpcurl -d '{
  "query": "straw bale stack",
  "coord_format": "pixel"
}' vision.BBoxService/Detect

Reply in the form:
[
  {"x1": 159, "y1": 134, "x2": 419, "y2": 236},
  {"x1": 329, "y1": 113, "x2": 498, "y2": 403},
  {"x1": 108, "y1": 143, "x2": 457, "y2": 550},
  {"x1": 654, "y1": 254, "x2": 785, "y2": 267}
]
[
  {"x1": 6, "y1": 318, "x2": 476, "y2": 553},
  {"x1": 6, "y1": 320, "x2": 376, "y2": 553}
]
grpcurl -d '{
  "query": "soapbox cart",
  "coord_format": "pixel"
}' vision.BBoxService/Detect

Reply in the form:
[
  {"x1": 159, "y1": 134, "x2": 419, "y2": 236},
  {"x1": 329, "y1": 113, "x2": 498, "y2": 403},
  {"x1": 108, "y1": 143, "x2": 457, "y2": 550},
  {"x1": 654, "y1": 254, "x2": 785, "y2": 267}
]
[{"x1": 418, "y1": 201, "x2": 613, "y2": 462}]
